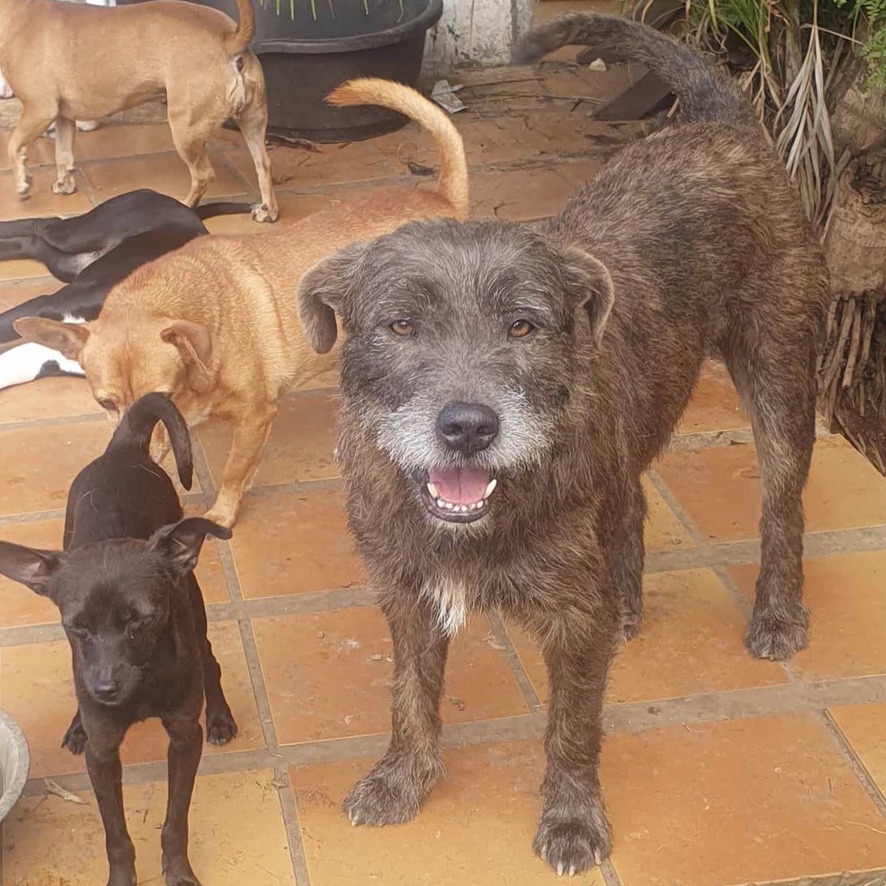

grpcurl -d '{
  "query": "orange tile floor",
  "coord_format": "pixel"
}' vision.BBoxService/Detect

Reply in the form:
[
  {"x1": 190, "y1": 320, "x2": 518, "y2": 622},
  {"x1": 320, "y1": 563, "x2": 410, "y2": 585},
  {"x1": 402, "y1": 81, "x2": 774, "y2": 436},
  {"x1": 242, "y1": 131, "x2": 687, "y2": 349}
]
[{"x1": 2, "y1": 19, "x2": 886, "y2": 886}]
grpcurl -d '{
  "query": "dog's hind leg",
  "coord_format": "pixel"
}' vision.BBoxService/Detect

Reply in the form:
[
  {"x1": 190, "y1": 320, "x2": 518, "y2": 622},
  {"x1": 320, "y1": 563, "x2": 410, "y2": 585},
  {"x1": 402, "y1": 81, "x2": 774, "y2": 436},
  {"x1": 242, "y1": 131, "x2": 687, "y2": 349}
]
[
  {"x1": 168, "y1": 113, "x2": 216, "y2": 208},
  {"x1": 723, "y1": 334, "x2": 817, "y2": 661},
  {"x1": 159, "y1": 713, "x2": 203, "y2": 886},
  {"x1": 52, "y1": 117, "x2": 78, "y2": 195},
  {"x1": 85, "y1": 736, "x2": 137, "y2": 886},
  {"x1": 344, "y1": 592, "x2": 448, "y2": 826},
  {"x1": 612, "y1": 478, "x2": 647, "y2": 640},
  {"x1": 8, "y1": 104, "x2": 57, "y2": 198},
  {"x1": 236, "y1": 102, "x2": 278, "y2": 223},
  {"x1": 530, "y1": 600, "x2": 618, "y2": 875}
]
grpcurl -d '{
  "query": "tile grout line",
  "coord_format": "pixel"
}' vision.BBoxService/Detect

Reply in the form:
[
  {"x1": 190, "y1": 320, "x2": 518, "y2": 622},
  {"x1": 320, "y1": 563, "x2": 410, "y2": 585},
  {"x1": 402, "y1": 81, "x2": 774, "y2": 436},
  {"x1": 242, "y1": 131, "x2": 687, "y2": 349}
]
[
  {"x1": 486, "y1": 611, "x2": 544, "y2": 713},
  {"x1": 818, "y1": 709, "x2": 886, "y2": 819},
  {"x1": 192, "y1": 439, "x2": 314, "y2": 886},
  {"x1": 601, "y1": 859, "x2": 625, "y2": 886}
]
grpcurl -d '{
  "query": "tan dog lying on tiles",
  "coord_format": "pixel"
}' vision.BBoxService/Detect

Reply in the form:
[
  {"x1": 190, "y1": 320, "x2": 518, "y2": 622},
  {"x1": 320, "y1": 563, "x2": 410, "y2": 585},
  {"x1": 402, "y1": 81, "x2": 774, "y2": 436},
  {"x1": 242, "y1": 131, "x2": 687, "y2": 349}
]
[
  {"x1": 15, "y1": 78, "x2": 469, "y2": 528},
  {"x1": 0, "y1": 0, "x2": 278, "y2": 221}
]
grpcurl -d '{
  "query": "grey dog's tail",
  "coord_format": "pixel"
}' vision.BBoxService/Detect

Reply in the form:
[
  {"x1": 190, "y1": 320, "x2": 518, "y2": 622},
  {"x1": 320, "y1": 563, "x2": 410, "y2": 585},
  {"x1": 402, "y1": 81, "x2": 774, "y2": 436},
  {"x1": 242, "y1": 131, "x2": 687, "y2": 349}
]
[
  {"x1": 512, "y1": 13, "x2": 753, "y2": 126},
  {"x1": 108, "y1": 393, "x2": 193, "y2": 491}
]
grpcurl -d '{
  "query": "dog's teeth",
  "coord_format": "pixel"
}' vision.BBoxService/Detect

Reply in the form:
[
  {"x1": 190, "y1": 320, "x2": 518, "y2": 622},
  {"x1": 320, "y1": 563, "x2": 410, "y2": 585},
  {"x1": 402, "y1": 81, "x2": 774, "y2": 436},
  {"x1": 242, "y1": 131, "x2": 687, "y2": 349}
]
[
  {"x1": 484, "y1": 478, "x2": 498, "y2": 498},
  {"x1": 427, "y1": 481, "x2": 439, "y2": 499}
]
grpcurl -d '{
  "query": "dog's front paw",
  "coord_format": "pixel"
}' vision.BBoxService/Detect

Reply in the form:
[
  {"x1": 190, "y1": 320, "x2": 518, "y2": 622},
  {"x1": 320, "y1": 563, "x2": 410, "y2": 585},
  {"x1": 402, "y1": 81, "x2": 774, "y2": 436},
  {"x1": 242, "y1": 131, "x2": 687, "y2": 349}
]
[
  {"x1": 533, "y1": 815, "x2": 611, "y2": 877},
  {"x1": 747, "y1": 605, "x2": 809, "y2": 661},
  {"x1": 205, "y1": 708, "x2": 238, "y2": 746},
  {"x1": 250, "y1": 203, "x2": 278, "y2": 223},
  {"x1": 163, "y1": 855, "x2": 201, "y2": 886},
  {"x1": 15, "y1": 179, "x2": 31, "y2": 200},
  {"x1": 344, "y1": 754, "x2": 442, "y2": 827},
  {"x1": 51, "y1": 174, "x2": 77, "y2": 195},
  {"x1": 61, "y1": 717, "x2": 88, "y2": 755}
]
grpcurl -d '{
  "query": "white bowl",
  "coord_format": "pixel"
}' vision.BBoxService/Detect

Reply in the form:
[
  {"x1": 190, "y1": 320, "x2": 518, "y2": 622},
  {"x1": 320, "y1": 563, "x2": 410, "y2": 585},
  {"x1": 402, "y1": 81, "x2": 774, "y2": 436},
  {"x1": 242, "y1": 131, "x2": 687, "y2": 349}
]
[{"x1": 0, "y1": 708, "x2": 30, "y2": 822}]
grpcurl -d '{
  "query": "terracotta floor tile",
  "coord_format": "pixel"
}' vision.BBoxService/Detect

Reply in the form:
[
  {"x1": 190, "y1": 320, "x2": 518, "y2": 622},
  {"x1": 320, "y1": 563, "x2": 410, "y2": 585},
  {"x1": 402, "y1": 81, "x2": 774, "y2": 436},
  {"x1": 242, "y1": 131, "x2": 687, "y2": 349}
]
[
  {"x1": 830, "y1": 702, "x2": 886, "y2": 794},
  {"x1": 229, "y1": 139, "x2": 394, "y2": 190},
  {"x1": 290, "y1": 743, "x2": 604, "y2": 886},
  {"x1": 604, "y1": 713, "x2": 886, "y2": 885},
  {"x1": 2, "y1": 769, "x2": 294, "y2": 886},
  {"x1": 228, "y1": 488, "x2": 363, "y2": 598},
  {"x1": 197, "y1": 390, "x2": 340, "y2": 495},
  {"x1": 676, "y1": 359, "x2": 749, "y2": 435},
  {"x1": 656, "y1": 435, "x2": 886, "y2": 543},
  {"x1": 0, "y1": 167, "x2": 92, "y2": 220},
  {"x1": 371, "y1": 122, "x2": 437, "y2": 172},
  {"x1": 729, "y1": 550, "x2": 886, "y2": 681},
  {"x1": 543, "y1": 63, "x2": 642, "y2": 107},
  {"x1": 559, "y1": 156, "x2": 608, "y2": 186},
  {"x1": 470, "y1": 167, "x2": 578, "y2": 221},
  {"x1": 0, "y1": 377, "x2": 100, "y2": 423},
  {"x1": 0, "y1": 421, "x2": 110, "y2": 516},
  {"x1": 81, "y1": 152, "x2": 247, "y2": 203},
  {"x1": 0, "y1": 279, "x2": 61, "y2": 312},
  {"x1": 202, "y1": 191, "x2": 336, "y2": 235},
  {"x1": 506, "y1": 568, "x2": 786, "y2": 705},
  {"x1": 256, "y1": 608, "x2": 527, "y2": 745},
  {"x1": 74, "y1": 122, "x2": 176, "y2": 160},
  {"x1": 643, "y1": 474, "x2": 693, "y2": 552},
  {"x1": 0, "y1": 257, "x2": 49, "y2": 280},
  {"x1": 0, "y1": 621, "x2": 259, "y2": 778}
]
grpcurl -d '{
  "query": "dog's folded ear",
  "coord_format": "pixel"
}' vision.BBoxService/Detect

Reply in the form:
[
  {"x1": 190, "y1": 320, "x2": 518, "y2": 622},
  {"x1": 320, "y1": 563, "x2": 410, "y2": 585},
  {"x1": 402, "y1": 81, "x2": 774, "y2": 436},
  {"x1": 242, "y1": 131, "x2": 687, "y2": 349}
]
[
  {"x1": 12, "y1": 317, "x2": 90, "y2": 361},
  {"x1": 296, "y1": 242, "x2": 367, "y2": 354},
  {"x1": 556, "y1": 245, "x2": 615, "y2": 348},
  {"x1": 161, "y1": 320, "x2": 213, "y2": 386},
  {"x1": 149, "y1": 517, "x2": 232, "y2": 577},
  {"x1": 0, "y1": 541, "x2": 63, "y2": 597}
]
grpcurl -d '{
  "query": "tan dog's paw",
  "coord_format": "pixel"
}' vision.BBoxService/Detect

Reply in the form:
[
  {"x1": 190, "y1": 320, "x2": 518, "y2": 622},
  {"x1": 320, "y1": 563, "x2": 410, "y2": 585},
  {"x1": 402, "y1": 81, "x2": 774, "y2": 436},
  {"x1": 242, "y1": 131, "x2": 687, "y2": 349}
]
[
  {"x1": 203, "y1": 507, "x2": 237, "y2": 530},
  {"x1": 52, "y1": 174, "x2": 77, "y2": 195},
  {"x1": 15, "y1": 178, "x2": 31, "y2": 199},
  {"x1": 250, "y1": 203, "x2": 278, "y2": 223}
]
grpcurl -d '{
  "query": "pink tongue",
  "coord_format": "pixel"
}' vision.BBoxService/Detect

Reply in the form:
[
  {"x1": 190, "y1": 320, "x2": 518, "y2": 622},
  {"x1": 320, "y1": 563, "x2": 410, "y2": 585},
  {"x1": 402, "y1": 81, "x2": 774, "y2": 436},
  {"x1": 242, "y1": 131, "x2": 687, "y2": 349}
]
[{"x1": 428, "y1": 466, "x2": 491, "y2": 505}]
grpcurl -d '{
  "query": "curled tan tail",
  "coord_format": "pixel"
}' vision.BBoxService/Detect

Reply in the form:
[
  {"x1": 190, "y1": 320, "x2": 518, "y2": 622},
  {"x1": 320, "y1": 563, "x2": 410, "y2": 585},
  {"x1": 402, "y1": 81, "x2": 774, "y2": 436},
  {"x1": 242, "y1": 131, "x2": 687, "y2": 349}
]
[
  {"x1": 327, "y1": 78, "x2": 469, "y2": 218},
  {"x1": 224, "y1": 0, "x2": 256, "y2": 55}
]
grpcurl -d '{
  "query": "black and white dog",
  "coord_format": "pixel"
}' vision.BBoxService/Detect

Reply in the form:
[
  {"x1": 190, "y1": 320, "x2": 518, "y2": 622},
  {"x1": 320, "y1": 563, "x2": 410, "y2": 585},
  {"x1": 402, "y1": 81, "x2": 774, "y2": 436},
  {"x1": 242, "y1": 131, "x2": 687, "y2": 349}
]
[{"x1": 0, "y1": 188, "x2": 250, "y2": 390}]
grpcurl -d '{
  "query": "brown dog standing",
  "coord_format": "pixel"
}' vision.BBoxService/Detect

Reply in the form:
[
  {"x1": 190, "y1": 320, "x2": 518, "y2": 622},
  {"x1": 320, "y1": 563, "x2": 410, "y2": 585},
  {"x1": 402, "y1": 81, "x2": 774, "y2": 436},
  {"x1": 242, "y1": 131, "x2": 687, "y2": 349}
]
[
  {"x1": 15, "y1": 78, "x2": 469, "y2": 528},
  {"x1": 295, "y1": 15, "x2": 831, "y2": 876},
  {"x1": 0, "y1": 0, "x2": 277, "y2": 221}
]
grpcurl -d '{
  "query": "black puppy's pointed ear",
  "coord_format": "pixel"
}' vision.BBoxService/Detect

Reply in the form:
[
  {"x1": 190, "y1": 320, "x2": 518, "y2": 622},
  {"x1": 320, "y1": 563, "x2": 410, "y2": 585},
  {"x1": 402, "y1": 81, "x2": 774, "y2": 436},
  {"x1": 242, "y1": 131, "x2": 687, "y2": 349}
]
[
  {"x1": 557, "y1": 245, "x2": 615, "y2": 348},
  {"x1": 149, "y1": 517, "x2": 232, "y2": 577},
  {"x1": 0, "y1": 541, "x2": 64, "y2": 597},
  {"x1": 296, "y1": 242, "x2": 367, "y2": 355}
]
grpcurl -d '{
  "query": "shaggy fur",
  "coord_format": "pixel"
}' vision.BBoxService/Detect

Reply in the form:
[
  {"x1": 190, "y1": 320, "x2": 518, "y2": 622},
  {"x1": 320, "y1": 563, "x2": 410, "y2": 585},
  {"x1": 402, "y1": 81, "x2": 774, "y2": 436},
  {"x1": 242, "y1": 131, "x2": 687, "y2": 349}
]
[{"x1": 296, "y1": 13, "x2": 831, "y2": 876}]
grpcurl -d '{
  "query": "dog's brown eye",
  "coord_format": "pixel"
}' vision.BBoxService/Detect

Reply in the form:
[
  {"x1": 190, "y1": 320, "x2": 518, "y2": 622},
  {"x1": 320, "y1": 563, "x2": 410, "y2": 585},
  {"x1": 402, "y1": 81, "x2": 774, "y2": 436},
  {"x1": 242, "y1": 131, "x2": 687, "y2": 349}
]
[
  {"x1": 97, "y1": 398, "x2": 118, "y2": 413},
  {"x1": 509, "y1": 320, "x2": 535, "y2": 339},
  {"x1": 389, "y1": 320, "x2": 414, "y2": 337}
]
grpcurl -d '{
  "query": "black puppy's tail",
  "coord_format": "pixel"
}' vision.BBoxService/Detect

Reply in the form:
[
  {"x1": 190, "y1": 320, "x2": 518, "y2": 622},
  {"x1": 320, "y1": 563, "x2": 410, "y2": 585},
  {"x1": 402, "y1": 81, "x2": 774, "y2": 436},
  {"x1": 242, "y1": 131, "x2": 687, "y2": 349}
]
[
  {"x1": 195, "y1": 201, "x2": 252, "y2": 220},
  {"x1": 512, "y1": 13, "x2": 753, "y2": 127},
  {"x1": 108, "y1": 393, "x2": 194, "y2": 491}
]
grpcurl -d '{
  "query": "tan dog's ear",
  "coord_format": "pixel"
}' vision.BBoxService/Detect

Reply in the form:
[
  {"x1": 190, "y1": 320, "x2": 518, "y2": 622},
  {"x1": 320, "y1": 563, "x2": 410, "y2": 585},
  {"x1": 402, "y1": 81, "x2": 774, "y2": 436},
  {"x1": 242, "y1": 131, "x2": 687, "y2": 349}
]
[
  {"x1": 557, "y1": 245, "x2": 615, "y2": 348},
  {"x1": 13, "y1": 317, "x2": 90, "y2": 360},
  {"x1": 296, "y1": 242, "x2": 367, "y2": 355},
  {"x1": 161, "y1": 319, "x2": 213, "y2": 375}
]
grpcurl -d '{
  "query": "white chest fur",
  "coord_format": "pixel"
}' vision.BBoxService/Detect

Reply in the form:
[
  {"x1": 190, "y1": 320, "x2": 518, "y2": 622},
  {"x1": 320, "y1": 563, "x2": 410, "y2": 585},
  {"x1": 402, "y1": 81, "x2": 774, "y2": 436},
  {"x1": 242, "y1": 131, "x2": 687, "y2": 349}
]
[{"x1": 423, "y1": 575, "x2": 469, "y2": 636}]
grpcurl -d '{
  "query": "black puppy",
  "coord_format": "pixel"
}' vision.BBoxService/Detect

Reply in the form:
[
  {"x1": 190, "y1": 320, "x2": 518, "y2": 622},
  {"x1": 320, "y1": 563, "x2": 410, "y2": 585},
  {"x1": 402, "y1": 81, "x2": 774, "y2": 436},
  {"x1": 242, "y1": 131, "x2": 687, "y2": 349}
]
[
  {"x1": 0, "y1": 190, "x2": 250, "y2": 391},
  {"x1": 0, "y1": 392, "x2": 236, "y2": 886}
]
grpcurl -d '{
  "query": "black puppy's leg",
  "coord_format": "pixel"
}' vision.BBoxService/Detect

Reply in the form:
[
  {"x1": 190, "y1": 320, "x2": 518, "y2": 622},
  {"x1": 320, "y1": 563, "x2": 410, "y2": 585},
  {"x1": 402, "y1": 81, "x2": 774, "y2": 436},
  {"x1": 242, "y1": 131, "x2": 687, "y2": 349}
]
[
  {"x1": 344, "y1": 591, "x2": 449, "y2": 825},
  {"x1": 62, "y1": 708, "x2": 88, "y2": 755},
  {"x1": 532, "y1": 599, "x2": 618, "y2": 876},
  {"x1": 186, "y1": 576, "x2": 237, "y2": 745},
  {"x1": 85, "y1": 738, "x2": 137, "y2": 886},
  {"x1": 725, "y1": 340, "x2": 816, "y2": 660},
  {"x1": 612, "y1": 478, "x2": 647, "y2": 639},
  {"x1": 160, "y1": 715, "x2": 204, "y2": 886}
]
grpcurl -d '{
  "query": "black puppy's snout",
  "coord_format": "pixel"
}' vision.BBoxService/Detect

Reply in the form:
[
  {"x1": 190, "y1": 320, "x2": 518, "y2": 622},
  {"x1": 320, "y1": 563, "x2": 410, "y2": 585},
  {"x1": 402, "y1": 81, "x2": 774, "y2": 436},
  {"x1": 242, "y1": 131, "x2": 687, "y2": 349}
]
[
  {"x1": 436, "y1": 401, "x2": 500, "y2": 455},
  {"x1": 91, "y1": 677, "x2": 121, "y2": 702}
]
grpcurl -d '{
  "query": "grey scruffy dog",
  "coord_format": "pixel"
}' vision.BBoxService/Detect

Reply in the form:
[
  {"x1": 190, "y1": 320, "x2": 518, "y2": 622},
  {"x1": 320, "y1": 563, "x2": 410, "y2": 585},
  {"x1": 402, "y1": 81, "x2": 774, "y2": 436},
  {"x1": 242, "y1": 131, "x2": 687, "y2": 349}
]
[{"x1": 296, "y1": 13, "x2": 830, "y2": 877}]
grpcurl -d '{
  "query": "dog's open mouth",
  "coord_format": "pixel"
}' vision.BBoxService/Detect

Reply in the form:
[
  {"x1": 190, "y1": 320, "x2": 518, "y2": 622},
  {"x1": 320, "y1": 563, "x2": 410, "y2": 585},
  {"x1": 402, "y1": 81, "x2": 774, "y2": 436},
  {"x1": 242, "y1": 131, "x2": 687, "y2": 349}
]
[{"x1": 420, "y1": 466, "x2": 497, "y2": 523}]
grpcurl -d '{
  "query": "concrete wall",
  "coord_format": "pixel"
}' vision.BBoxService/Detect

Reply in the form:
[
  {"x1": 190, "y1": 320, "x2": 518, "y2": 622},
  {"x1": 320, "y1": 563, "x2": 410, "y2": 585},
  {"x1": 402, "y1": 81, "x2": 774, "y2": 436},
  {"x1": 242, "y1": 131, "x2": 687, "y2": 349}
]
[{"x1": 423, "y1": 0, "x2": 533, "y2": 75}]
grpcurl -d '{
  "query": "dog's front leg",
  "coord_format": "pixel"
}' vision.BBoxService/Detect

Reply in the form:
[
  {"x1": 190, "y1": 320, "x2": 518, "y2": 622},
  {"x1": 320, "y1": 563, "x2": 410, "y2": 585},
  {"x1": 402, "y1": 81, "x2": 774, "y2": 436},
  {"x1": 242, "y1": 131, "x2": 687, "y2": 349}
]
[
  {"x1": 205, "y1": 405, "x2": 276, "y2": 528},
  {"x1": 160, "y1": 715, "x2": 204, "y2": 886},
  {"x1": 344, "y1": 591, "x2": 449, "y2": 826},
  {"x1": 85, "y1": 739, "x2": 137, "y2": 886},
  {"x1": 532, "y1": 600, "x2": 619, "y2": 876}
]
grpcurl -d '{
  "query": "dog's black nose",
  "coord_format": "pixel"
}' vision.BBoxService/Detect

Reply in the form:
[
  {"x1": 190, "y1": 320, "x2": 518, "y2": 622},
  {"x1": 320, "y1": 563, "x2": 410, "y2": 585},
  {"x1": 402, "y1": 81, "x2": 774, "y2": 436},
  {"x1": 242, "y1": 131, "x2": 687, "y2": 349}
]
[
  {"x1": 436, "y1": 401, "x2": 499, "y2": 454},
  {"x1": 92, "y1": 679, "x2": 121, "y2": 702}
]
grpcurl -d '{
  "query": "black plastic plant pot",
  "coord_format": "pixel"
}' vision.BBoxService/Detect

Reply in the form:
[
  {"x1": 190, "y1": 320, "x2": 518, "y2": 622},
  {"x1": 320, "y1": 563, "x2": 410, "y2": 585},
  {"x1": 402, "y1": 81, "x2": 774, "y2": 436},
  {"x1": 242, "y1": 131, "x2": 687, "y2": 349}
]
[{"x1": 188, "y1": 0, "x2": 444, "y2": 142}]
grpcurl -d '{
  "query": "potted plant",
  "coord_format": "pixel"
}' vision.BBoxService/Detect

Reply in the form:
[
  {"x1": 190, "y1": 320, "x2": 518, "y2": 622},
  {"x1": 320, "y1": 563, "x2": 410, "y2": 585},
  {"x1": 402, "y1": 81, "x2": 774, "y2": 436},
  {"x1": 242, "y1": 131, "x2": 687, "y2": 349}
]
[{"x1": 190, "y1": 0, "x2": 444, "y2": 141}]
